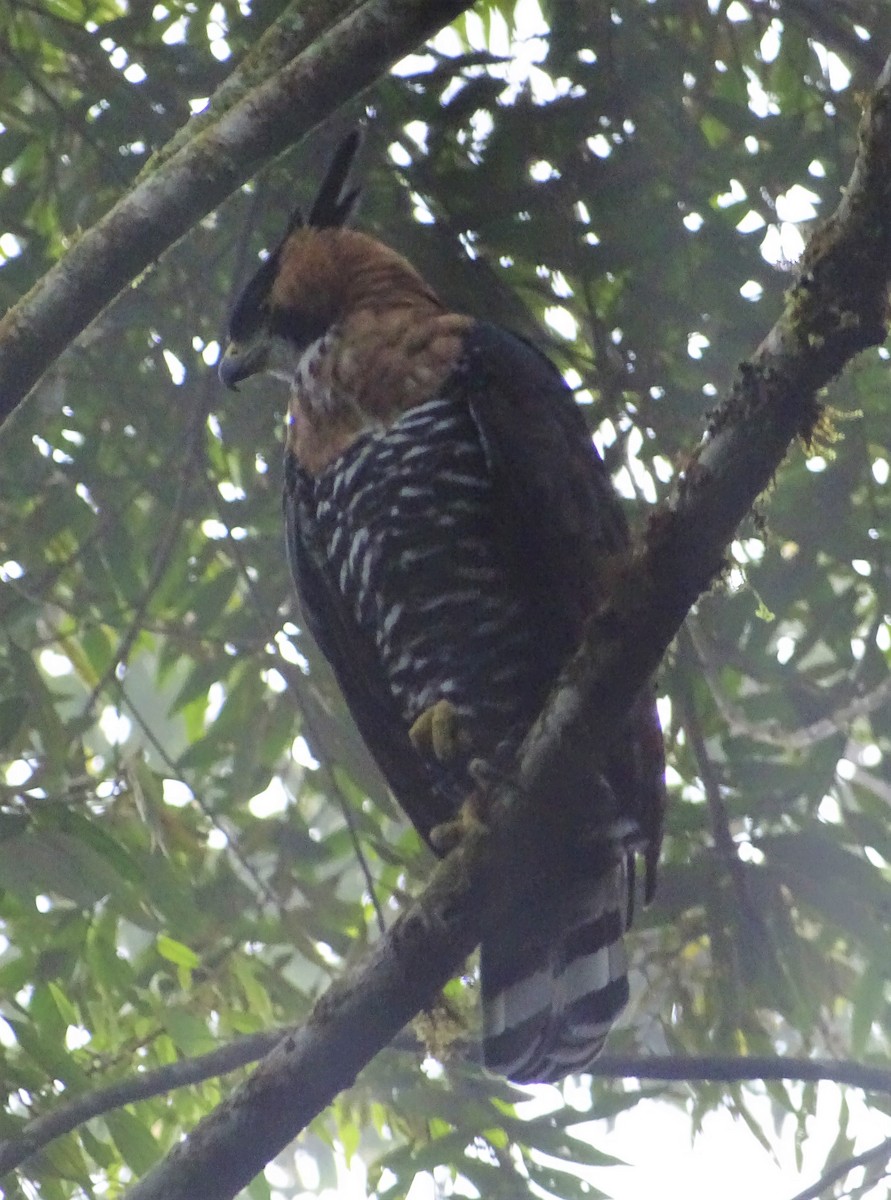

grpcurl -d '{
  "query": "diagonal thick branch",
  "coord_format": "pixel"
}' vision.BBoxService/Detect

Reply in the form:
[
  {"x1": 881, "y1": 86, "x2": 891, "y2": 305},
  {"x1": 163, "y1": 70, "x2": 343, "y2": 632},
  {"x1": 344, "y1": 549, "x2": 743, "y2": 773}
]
[
  {"x1": 0, "y1": 0, "x2": 473, "y2": 432},
  {"x1": 104, "y1": 52, "x2": 891, "y2": 1200}
]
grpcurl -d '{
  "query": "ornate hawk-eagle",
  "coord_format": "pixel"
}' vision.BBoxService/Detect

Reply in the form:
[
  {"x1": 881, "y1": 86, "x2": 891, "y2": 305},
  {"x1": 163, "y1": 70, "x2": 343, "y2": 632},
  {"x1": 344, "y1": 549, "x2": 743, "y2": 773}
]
[{"x1": 219, "y1": 133, "x2": 666, "y2": 1084}]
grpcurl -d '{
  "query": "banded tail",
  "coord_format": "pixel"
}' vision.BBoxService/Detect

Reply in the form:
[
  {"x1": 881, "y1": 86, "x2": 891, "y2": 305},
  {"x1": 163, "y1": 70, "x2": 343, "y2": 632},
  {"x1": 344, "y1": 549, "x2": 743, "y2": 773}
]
[{"x1": 481, "y1": 858, "x2": 631, "y2": 1085}]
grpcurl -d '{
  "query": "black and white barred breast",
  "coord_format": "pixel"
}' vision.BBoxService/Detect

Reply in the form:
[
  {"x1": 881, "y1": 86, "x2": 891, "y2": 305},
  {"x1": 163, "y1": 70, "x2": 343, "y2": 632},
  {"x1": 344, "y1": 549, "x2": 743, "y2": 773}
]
[{"x1": 304, "y1": 394, "x2": 545, "y2": 804}]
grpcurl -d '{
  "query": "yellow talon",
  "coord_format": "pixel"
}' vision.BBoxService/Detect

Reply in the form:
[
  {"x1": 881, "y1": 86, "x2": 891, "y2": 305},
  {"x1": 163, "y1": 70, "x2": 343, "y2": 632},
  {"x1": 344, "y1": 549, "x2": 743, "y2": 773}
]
[
  {"x1": 408, "y1": 698, "x2": 468, "y2": 762},
  {"x1": 409, "y1": 702, "x2": 486, "y2": 852},
  {"x1": 430, "y1": 795, "x2": 488, "y2": 854}
]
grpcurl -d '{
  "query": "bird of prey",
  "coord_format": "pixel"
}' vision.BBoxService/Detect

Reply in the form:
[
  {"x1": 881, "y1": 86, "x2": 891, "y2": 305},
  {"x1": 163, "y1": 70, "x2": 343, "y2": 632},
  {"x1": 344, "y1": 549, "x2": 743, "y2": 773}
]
[{"x1": 219, "y1": 132, "x2": 666, "y2": 1084}]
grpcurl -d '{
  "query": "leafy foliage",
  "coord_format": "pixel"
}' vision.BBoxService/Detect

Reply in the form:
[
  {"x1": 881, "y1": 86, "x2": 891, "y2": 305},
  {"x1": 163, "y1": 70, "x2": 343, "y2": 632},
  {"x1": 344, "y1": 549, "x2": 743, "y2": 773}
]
[{"x1": 1, "y1": 1, "x2": 890, "y2": 1197}]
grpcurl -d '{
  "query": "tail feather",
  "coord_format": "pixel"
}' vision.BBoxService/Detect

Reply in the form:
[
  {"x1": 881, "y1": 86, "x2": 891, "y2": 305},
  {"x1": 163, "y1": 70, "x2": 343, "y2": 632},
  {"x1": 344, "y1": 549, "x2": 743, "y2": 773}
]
[{"x1": 481, "y1": 859, "x2": 631, "y2": 1085}]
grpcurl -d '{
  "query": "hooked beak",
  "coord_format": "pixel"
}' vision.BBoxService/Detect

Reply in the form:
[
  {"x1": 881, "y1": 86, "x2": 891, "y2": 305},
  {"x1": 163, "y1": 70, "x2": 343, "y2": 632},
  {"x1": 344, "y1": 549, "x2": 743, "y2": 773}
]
[{"x1": 218, "y1": 340, "x2": 266, "y2": 390}]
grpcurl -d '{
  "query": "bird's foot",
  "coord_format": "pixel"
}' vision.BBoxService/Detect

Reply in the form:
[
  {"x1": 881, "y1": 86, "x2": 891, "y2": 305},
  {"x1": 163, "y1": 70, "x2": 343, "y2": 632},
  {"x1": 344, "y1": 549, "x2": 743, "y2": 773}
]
[
  {"x1": 408, "y1": 698, "x2": 469, "y2": 763},
  {"x1": 429, "y1": 793, "x2": 489, "y2": 854},
  {"x1": 467, "y1": 756, "x2": 512, "y2": 792}
]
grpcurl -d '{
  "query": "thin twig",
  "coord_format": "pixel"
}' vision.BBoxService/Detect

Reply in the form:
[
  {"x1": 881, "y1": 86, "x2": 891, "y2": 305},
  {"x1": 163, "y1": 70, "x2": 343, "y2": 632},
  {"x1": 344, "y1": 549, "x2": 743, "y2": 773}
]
[
  {"x1": 82, "y1": 388, "x2": 207, "y2": 714},
  {"x1": 0, "y1": 43, "x2": 129, "y2": 185},
  {"x1": 2, "y1": 1037, "x2": 889, "y2": 1179},
  {"x1": 197, "y1": 466, "x2": 389, "y2": 937},
  {"x1": 0, "y1": 1031, "x2": 281, "y2": 1176},
  {"x1": 687, "y1": 619, "x2": 891, "y2": 750},
  {"x1": 676, "y1": 637, "x2": 775, "y2": 949},
  {"x1": 786, "y1": 1136, "x2": 891, "y2": 1200},
  {"x1": 117, "y1": 676, "x2": 287, "y2": 917}
]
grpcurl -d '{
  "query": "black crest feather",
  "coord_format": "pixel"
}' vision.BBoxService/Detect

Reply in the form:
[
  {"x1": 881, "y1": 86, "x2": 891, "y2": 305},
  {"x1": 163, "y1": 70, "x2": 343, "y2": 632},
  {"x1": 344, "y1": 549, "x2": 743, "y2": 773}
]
[
  {"x1": 306, "y1": 130, "x2": 362, "y2": 229},
  {"x1": 226, "y1": 133, "x2": 362, "y2": 341}
]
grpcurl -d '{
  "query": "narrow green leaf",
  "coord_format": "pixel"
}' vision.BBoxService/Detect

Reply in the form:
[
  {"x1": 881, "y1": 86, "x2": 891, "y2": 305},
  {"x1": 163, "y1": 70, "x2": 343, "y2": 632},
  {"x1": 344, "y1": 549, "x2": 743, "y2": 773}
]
[
  {"x1": 105, "y1": 1108, "x2": 162, "y2": 1174},
  {"x1": 156, "y1": 933, "x2": 201, "y2": 969}
]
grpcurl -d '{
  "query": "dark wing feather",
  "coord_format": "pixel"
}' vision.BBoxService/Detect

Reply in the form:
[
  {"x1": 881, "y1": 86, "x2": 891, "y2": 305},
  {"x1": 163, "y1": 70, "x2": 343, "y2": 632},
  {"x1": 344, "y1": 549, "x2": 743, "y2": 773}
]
[
  {"x1": 283, "y1": 456, "x2": 455, "y2": 849},
  {"x1": 459, "y1": 322, "x2": 629, "y2": 671},
  {"x1": 458, "y1": 322, "x2": 665, "y2": 874}
]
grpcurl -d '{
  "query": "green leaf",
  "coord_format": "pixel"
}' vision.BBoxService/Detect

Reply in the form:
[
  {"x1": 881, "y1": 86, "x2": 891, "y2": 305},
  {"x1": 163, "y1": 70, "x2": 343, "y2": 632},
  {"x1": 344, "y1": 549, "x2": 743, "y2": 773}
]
[
  {"x1": 41, "y1": 1134, "x2": 92, "y2": 1186},
  {"x1": 105, "y1": 1108, "x2": 162, "y2": 1174},
  {"x1": 850, "y1": 963, "x2": 886, "y2": 1056},
  {"x1": 162, "y1": 1009, "x2": 216, "y2": 1056},
  {"x1": 156, "y1": 933, "x2": 201, "y2": 969},
  {"x1": 47, "y1": 981, "x2": 80, "y2": 1026}
]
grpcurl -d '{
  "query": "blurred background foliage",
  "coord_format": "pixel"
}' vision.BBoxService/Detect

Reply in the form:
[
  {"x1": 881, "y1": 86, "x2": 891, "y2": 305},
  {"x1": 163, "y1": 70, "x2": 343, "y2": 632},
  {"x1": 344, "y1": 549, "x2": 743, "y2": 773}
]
[{"x1": 1, "y1": 0, "x2": 891, "y2": 1197}]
